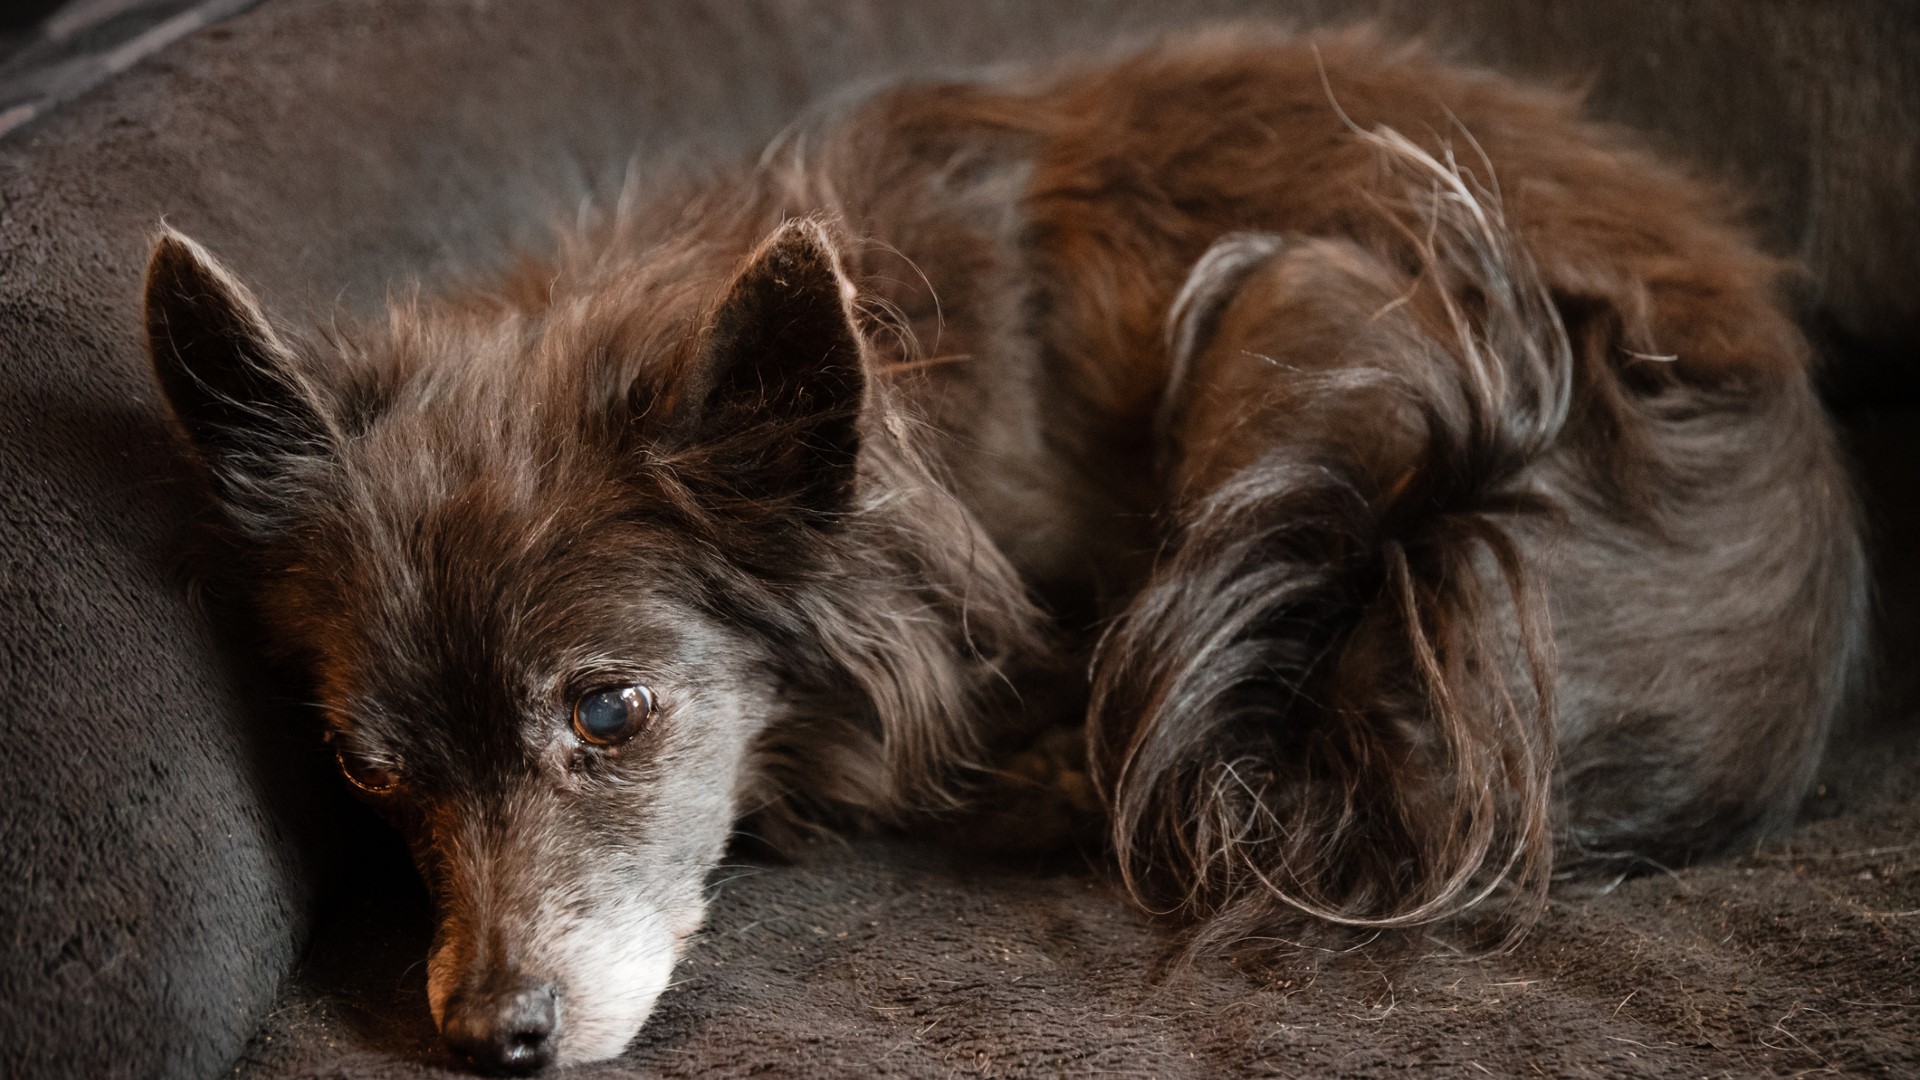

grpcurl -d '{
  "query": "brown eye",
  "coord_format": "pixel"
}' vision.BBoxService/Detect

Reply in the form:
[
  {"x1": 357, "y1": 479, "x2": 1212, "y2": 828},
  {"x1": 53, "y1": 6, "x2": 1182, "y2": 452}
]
[
  {"x1": 572, "y1": 684, "x2": 658, "y2": 745},
  {"x1": 334, "y1": 746, "x2": 402, "y2": 795}
]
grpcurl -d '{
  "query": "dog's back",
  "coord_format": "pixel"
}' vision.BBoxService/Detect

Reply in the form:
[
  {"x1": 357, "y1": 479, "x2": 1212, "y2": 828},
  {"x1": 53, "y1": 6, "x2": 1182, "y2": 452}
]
[{"x1": 759, "y1": 28, "x2": 1866, "y2": 931}]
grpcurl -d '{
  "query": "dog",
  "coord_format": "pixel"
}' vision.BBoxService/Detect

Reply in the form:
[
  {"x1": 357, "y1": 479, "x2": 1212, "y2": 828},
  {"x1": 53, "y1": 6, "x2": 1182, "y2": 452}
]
[{"x1": 143, "y1": 27, "x2": 1866, "y2": 1073}]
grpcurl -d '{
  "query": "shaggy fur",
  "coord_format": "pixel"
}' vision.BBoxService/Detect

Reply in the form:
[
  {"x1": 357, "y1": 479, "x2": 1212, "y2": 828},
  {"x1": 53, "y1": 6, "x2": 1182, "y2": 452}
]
[{"x1": 144, "y1": 27, "x2": 1865, "y2": 1072}]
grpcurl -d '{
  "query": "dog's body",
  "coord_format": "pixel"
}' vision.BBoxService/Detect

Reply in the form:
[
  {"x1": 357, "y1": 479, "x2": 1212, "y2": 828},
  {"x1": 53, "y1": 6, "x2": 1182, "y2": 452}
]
[{"x1": 144, "y1": 29, "x2": 1865, "y2": 1072}]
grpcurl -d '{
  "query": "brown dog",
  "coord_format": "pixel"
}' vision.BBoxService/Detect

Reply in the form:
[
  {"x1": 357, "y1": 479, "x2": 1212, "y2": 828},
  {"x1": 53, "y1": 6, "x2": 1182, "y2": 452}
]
[{"x1": 143, "y1": 27, "x2": 1865, "y2": 1073}]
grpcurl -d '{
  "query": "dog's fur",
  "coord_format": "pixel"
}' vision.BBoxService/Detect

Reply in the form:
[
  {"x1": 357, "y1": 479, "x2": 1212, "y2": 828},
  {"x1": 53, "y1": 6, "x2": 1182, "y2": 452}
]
[{"x1": 143, "y1": 28, "x2": 1866, "y2": 1072}]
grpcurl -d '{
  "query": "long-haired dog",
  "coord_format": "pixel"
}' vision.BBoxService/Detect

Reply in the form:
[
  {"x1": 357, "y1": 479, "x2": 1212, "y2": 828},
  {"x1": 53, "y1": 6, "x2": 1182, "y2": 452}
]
[{"x1": 143, "y1": 29, "x2": 1866, "y2": 1073}]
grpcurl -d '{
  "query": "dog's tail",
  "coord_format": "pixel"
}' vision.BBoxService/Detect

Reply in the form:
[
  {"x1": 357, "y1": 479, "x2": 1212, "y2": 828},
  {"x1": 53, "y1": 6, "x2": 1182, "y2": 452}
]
[{"x1": 1090, "y1": 138, "x2": 1575, "y2": 946}]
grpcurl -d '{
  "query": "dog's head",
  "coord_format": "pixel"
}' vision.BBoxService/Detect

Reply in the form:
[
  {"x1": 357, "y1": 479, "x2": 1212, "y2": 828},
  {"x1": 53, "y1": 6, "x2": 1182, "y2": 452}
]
[{"x1": 141, "y1": 220, "x2": 991, "y2": 1071}]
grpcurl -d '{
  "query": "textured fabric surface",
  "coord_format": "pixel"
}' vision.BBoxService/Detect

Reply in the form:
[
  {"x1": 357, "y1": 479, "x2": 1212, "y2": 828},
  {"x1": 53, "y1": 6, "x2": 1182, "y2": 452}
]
[
  {"x1": 0, "y1": 1, "x2": 262, "y2": 138},
  {"x1": 0, "y1": 2, "x2": 1914, "y2": 1078}
]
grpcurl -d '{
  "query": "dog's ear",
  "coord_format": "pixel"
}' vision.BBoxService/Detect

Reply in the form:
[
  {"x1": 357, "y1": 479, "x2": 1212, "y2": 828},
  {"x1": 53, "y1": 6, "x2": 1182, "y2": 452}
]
[
  {"x1": 677, "y1": 218, "x2": 867, "y2": 516},
  {"x1": 144, "y1": 229, "x2": 329, "y2": 504}
]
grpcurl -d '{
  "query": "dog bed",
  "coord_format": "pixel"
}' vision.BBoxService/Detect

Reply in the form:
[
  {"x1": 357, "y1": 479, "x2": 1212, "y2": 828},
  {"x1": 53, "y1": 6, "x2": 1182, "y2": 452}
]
[{"x1": 0, "y1": 2, "x2": 1913, "y2": 1076}]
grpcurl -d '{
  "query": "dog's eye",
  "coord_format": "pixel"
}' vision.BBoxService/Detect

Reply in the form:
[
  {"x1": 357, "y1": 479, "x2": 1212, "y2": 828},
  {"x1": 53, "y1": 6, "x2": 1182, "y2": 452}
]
[
  {"x1": 572, "y1": 684, "x2": 658, "y2": 745},
  {"x1": 334, "y1": 747, "x2": 402, "y2": 795}
]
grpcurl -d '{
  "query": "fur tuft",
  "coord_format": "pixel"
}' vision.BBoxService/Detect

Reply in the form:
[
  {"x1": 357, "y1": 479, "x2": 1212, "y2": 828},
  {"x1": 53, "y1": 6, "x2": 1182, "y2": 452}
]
[{"x1": 1091, "y1": 130, "x2": 1576, "y2": 944}]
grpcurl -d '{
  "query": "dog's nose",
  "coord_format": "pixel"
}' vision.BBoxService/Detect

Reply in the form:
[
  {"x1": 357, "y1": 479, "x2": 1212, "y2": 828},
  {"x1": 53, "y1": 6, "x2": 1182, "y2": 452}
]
[{"x1": 442, "y1": 980, "x2": 559, "y2": 1075}]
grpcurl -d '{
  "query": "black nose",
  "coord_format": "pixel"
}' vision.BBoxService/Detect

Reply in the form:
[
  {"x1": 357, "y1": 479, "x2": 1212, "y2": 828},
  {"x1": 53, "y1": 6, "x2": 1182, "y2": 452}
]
[{"x1": 442, "y1": 980, "x2": 559, "y2": 1075}]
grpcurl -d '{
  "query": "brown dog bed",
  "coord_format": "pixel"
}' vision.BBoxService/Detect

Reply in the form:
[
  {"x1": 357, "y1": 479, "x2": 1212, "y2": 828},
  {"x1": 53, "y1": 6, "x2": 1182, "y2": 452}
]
[{"x1": 0, "y1": 2, "x2": 1913, "y2": 1077}]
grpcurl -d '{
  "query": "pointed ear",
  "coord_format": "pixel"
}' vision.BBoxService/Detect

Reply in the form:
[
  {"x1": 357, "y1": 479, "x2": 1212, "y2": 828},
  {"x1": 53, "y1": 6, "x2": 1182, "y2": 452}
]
[
  {"x1": 681, "y1": 219, "x2": 867, "y2": 516},
  {"x1": 144, "y1": 230, "x2": 328, "y2": 498}
]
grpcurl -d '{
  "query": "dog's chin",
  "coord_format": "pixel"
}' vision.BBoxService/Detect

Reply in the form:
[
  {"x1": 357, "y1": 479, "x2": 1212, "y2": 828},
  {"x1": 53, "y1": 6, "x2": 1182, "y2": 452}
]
[
  {"x1": 548, "y1": 901, "x2": 702, "y2": 1065},
  {"x1": 549, "y1": 942, "x2": 678, "y2": 1067}
]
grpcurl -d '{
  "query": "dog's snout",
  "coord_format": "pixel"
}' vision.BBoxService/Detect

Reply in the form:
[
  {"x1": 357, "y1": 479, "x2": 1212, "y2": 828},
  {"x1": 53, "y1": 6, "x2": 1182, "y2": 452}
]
[{"x1": 442, "y1": 980, "x2": 560, "y2": 1075}]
